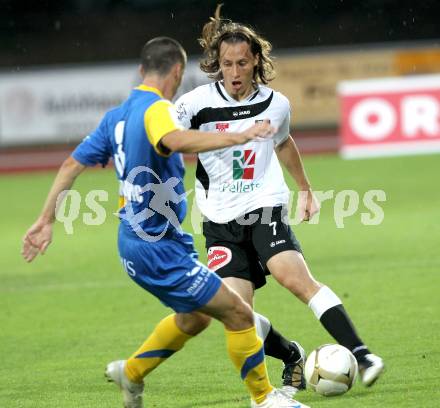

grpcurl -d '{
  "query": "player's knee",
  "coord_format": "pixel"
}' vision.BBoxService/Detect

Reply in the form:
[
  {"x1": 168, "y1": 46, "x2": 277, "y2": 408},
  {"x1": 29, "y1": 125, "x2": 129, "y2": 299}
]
[
  {"x1": 194, "y1": 313, "x2": 212, "y2": 331},
  {"x1": 227, "y1": 294, "x2": 254, "y2": 329},
  {"x1": 176, "y1": 312, "x2": 212, "y2": 335},
  {"x1": 282, "y1": 276, "x2": 321, "y2": 303},
  {"x1": 284, "y1": 277, "x2": 305, "y2": 297}
]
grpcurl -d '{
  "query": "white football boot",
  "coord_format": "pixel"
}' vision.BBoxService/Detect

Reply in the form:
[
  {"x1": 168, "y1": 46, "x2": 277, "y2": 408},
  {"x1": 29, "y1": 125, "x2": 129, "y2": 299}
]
[
  {"x1": 105, "y1": 360, "x2": 144, "y2": 408},
  {"x1": 358, "y1": 354, "x2": 385, "y2": 386},
  {"x1": 251, "y1": 388, "x2": 310, "y2": 408}
]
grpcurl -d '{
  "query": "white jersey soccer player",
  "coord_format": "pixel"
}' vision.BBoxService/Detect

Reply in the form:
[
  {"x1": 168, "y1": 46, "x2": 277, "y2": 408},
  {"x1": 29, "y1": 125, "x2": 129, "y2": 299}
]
[
  {"x1": 175, "y1": 4, "x2": 385, "y2": 397},
  {"x1": 176, "y1": 81, "x2": 291, "y2": 223},
  {"x1": 176, "y1": 80, "x2": 312, "y2": 395},
  {"x1": 176, "y1": 78, "x2": 384, "y2": 391}
]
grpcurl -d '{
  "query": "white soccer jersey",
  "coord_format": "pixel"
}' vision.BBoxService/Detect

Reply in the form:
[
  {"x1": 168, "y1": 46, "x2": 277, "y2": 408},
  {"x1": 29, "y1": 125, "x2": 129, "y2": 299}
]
[{"x1": 175, "y1": 81, "x2": 291, "y2": 223}]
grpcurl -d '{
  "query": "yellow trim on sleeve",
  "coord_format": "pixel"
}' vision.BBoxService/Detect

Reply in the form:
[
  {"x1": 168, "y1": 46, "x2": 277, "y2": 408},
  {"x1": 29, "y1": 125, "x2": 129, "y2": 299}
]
[
  {"x1": 118, "y1": 195, "x2": 126, "y2": 209},
  {"x1": 144, "y1": 100, "x2": 183, "y2": 157}
]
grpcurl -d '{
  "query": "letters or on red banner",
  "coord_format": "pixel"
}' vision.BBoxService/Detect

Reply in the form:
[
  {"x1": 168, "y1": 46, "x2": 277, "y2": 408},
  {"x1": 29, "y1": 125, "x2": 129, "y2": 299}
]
[{"x1": 339, "y1": 74, "x2": 440, "y2": 158}]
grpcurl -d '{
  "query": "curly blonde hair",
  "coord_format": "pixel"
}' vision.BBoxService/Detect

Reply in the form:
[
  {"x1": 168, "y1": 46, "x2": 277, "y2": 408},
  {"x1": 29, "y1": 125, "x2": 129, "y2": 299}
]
[{"x1": 198, "y1": 4, "x2": 275, "y2": 84}]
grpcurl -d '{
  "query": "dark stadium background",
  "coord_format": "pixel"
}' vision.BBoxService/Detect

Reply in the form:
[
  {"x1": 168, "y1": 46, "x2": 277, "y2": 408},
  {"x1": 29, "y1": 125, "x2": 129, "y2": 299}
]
[
  {"x1": 1, "y1": 0, "x2": 439, "y2": 69},
  {"x1": 0, "y1": 0, "x2": 439, "y2": 170}
]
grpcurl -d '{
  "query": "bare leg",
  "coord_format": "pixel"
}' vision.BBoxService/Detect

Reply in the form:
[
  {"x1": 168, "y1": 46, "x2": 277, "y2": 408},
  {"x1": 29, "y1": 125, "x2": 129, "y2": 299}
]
[{"x1": 267, "y1": 250, "x2": 379, "y2": 369}]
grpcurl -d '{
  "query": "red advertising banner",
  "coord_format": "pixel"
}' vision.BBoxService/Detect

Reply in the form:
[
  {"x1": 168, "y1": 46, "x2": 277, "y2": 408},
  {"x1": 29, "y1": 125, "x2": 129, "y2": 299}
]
[{"x1": 339, "y1": 75, "x2": 440, "y2": 158}]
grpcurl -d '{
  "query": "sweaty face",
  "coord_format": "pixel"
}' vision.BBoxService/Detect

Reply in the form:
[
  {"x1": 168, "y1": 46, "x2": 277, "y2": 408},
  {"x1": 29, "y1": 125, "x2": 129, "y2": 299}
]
[{"x1": 219, "y1": 41, "x2": 259, "y2": 101}]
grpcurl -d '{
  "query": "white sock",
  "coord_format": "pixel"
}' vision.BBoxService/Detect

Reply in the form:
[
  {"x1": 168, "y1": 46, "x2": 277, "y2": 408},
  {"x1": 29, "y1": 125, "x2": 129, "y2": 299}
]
[
  {"x1": 308, "y1": 286, "x2": 342, "y2": 320},
  {"x1": 254, "y1": 312, "x2": 271, "y2": 340}
]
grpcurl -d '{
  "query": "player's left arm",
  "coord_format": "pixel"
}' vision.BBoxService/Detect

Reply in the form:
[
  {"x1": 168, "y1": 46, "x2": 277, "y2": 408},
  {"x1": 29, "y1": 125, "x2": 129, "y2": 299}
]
[
  {"x1": 22, "y1": 156, "x2": 85, "y2": 262},
  {"x1": 275, "y1": 134, "x2": 320, "y2": 222}
]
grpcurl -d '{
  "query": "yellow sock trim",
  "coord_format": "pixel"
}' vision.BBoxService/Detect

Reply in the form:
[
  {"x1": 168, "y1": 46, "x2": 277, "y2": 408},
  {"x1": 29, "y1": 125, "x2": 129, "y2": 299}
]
[
  {"x1": 225, "y1": 325, "x2": 273, "y2": 404},
  {"x1": 125, "y1": 314, "x2": 192, "y2": 382}
]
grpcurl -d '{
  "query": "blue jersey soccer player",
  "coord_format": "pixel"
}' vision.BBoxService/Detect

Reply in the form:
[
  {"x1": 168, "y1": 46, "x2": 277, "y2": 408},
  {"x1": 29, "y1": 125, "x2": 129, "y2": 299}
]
[{"x1": 22, "y1": 37, "x2": 309, "y2": 408}]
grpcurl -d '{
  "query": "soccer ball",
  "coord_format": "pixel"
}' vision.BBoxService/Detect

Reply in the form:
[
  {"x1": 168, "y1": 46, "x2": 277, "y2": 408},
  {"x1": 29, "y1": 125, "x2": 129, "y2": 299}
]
[{"x1": 304, "y1": 344, "x2": 358, "y2": 396}]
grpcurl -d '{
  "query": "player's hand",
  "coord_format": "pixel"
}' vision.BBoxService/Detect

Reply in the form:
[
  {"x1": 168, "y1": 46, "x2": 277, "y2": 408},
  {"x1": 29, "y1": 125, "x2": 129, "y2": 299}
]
[
  {"x1": 297, "y1": 188, "x2": 320, "y2": 222},
  {"x1": 22, "y1": 220, "x2": 53, "y2": 262},
  {"x1": 240, "y1": 120, "x2": 277, "y2": 143}
]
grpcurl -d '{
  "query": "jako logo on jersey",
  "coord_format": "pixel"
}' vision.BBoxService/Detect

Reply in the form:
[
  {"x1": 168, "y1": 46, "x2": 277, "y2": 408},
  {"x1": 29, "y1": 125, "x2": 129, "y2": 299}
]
[
  {"x1": 233, "y1": 149, "x2": 256, "y2": 180},
  {"x1": 207, "y1": 246, "x2": 232, "y2": 271},
  {"x1": 270, "y1": 239, "x2": 286, "y2": 248},
  {"x1": 216, "y1": 122, "x2": 229, "y2": 132},
  {"x1": 232, "y1": 110, "x2": 251, "y2": 117}
]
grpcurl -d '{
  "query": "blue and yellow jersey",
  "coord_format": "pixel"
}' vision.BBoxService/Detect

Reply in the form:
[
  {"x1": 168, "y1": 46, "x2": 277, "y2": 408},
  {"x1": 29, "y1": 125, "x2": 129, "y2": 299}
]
[{"x1": 72, "y1": 85, "x2": 186, "y2": 237}]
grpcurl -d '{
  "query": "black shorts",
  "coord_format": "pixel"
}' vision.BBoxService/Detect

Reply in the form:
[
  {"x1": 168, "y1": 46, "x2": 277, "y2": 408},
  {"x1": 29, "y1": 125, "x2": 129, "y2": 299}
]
[{"x1": 203, "y1": 206, "x2": 303, "y2": 289}]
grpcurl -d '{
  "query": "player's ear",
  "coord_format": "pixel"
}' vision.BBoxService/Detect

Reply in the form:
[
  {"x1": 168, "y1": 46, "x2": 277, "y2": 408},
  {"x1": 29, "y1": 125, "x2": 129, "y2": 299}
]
[
  {"x1": 254, "y1": 53, "x2": 260, "y2": 67},
  {"x1": 174, "y1": 63, "x2": 184, "y2": 81},
  {"x1": 139, "y1": 64, "x2": 145, "y2": 78},
  {"x1": 177, "y1": 62, "x2": 185, "y2": 76}
]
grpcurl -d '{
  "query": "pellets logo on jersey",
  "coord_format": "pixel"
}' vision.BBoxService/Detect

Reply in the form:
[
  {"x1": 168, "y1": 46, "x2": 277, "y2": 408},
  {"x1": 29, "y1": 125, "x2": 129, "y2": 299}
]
[
  {"x1": 207, "y1": 246, "x2": 232, "y2": 271},
  {"x1": 233, "y1": 149, "x2": 256, "y2": 180},
  {"x1": 216, "y1": 123, "x2": 229, "y2": 132}
]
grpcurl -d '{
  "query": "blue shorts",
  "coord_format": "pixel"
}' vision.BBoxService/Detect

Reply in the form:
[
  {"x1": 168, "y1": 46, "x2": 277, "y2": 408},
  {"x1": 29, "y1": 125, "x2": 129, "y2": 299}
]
[{"x1": 118, "y1": 225, "x2": 222, "y2": 313}]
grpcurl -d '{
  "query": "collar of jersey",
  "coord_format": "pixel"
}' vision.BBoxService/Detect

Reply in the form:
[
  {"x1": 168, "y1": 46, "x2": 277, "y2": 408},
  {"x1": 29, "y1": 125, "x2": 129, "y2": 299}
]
[
  {"x1": 135, "y1": 84, "x2": 163, "y2": 98},
  {"x1": 217, "y1": 81, "x2": 260, "y2": 103}
]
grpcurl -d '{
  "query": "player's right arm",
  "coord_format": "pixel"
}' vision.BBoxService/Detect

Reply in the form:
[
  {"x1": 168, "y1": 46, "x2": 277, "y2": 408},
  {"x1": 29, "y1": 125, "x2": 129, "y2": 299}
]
[
  {"x1": 22, "y1": 157, "x2": 85, "y2": 262},
  {"x1": 145, "y1": 98, "x2": 275, "y2": 155},
  {"x1": 22, "y1": 115, "x2": 111, "y2": 263},
  {"x1": 162, "y1": 124, "x2": 274, "y2": 153}
]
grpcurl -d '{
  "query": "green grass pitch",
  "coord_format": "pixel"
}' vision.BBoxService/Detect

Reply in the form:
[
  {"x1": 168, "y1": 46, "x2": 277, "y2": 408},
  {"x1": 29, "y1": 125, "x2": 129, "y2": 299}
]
[{"x1": 0, "y1": 154, "x2": 439, "y2": 407}]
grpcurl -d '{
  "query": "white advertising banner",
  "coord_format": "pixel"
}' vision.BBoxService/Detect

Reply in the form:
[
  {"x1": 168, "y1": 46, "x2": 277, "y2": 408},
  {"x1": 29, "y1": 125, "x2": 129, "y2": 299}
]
[
  {"x1": 0, "y1": 60, "x2": 209, "y2": 147},
  {"x1": 0, "y1": 64, "x2": 137, "y2": 146},
  {"x1": 339, "y1": 74, "x2": 440, "y2": 159}
]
